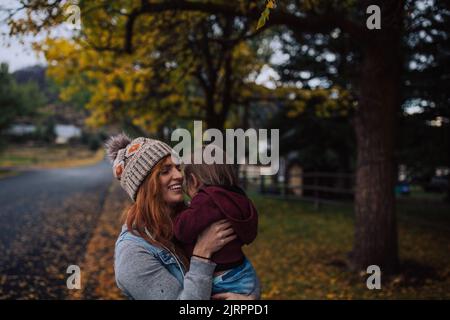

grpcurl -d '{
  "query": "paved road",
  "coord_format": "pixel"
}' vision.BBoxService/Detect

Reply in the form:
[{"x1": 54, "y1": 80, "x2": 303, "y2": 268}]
[{"x1": 0, "y1": 160, "x2": 113, "y2": 299}]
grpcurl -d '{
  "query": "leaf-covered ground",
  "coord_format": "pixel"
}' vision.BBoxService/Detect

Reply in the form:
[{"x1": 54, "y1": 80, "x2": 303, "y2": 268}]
[
  {"x1": 0, "y1": 160, "x2": 113, "y2": 299},
  {"x1": 68, "y1": 182, "x2": 129, "y2": 300}
]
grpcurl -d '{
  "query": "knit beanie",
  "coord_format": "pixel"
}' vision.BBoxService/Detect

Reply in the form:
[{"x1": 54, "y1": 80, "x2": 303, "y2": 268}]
[{"x1": 105, "y1": 133, "x2": 174, "y2": 201}]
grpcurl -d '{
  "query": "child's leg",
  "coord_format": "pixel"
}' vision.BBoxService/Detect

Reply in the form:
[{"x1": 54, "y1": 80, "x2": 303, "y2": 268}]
[{"x1": 212, "y1": 258, "x2": 257, "y2": 295}]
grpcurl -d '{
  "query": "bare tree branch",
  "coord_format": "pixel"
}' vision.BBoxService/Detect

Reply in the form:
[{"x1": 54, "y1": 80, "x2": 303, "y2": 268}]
[{"x1": 122, "y1": 0, "x2": 366, "y2": 53}]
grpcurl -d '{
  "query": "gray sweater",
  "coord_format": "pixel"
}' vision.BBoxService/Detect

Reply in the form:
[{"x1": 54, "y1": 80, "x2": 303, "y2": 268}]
[{"x1": 114, "y1": 229, "x2": 261, "y2": 300}]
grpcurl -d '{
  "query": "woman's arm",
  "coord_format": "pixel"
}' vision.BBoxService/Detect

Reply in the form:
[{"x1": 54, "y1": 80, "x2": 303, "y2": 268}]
[{"x1": 115, "y1": 241, "x2": 217, "y2": 300}]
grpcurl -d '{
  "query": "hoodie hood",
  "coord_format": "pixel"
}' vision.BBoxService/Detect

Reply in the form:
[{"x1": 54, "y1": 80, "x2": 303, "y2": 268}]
[{"x1": 201, "y1": 185, "x2": 258, "y2": 244}]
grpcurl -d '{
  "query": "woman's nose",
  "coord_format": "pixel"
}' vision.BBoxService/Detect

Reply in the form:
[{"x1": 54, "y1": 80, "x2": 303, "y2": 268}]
[{"x1": 172, "y1": 167, "x2": 183, "y2": 180}]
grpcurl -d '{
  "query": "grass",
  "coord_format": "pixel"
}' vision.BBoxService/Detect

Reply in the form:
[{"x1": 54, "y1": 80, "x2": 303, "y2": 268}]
[
  {"x1": 244, "y1": 195, "x2": 450, "y2": 299},
  {"x1": 0, "y1": 145, "x2": 105, "y2": 171}
]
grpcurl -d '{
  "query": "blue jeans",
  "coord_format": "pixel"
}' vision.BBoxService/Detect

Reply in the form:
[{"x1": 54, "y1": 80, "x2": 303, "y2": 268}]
[{"x1": 212, "y1": 258, "x2": 257, "y2": 295}]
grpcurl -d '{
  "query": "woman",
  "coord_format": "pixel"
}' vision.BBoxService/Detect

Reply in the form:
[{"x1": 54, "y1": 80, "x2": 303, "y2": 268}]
[{"x1": 105, "y1": 133, "x2": 260, "y2": 300}]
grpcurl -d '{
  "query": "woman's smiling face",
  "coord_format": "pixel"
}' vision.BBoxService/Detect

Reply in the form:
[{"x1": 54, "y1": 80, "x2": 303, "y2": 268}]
[{"x1": 159, "y1": 156, "x2": 184, "y2": 206}]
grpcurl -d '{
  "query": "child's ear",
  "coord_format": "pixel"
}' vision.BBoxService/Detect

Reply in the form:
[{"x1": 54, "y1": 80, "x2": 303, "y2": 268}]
[{"x1": 190, "y1": 173, "x2": 200, "y2": 189}]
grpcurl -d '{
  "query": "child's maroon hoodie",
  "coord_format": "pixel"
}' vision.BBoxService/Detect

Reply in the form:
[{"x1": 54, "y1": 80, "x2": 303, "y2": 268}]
[{"x1": 173, "y1": 185, "x2": 258, "y2": 271}]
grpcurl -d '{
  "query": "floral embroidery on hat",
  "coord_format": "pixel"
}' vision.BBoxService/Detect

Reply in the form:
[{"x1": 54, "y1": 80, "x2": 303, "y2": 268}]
[
  {"x1": 126, "y1": 143, "x2": 142, "y2": 157},
  {"x1": 114, "y1": 162, "x2": 124, "y2": 179}
]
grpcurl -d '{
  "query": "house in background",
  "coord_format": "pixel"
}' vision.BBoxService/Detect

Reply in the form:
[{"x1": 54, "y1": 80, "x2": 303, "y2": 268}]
[
  {"x1": 7, "y1": 103, "x2": 85, "y2": 144},
  {"x1": 54, "y1": 124, "x2": 82, "y2": 144}
]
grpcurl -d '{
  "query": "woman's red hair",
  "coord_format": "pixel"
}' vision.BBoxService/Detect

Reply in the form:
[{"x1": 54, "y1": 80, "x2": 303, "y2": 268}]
[{"x1": 124, "y1": 156, "x2": 188, "y2": 268}]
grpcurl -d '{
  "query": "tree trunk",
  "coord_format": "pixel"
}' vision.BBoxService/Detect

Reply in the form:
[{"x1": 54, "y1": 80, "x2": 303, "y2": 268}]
[
  {"x1": 351, "y1": 10, "x2": 403, "y2": 274},
  {"x1": 446, "y1": 124, "x2": 450, "y2": 203},
  {"x1": 206, "y1": 110, "x2": 226, "y2": 131}
]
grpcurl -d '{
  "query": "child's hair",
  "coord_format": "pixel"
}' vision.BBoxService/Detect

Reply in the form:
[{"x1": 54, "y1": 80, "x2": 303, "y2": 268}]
[{"x1": 183, "y1": 147, "x2": 239, "y2": 190}]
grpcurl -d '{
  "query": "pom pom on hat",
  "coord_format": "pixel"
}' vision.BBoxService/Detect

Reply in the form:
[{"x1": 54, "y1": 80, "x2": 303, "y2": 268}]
[{"x1": 105, "y1": 132, "x2": 132, "y2": 163}]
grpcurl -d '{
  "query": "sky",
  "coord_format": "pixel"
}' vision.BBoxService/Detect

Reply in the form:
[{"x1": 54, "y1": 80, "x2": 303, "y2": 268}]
[
  {"x1": 0, "y1": 0, "x2": 73, "y2": 72},
  {"x1": 0, "y1": 34, "x2": 47, "y2": 71},
  {"x1": 0, "y1": 0, "x2": 44, "y2": 71}
]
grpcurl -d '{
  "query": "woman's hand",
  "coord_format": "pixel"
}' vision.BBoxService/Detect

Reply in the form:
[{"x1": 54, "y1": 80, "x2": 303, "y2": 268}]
[
  {"x1": 211, "y1": 292, "x2": 258, "y2": 300},
  {"x1": 193, "y1": 219, "x2": 236, "y2": 259}
]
